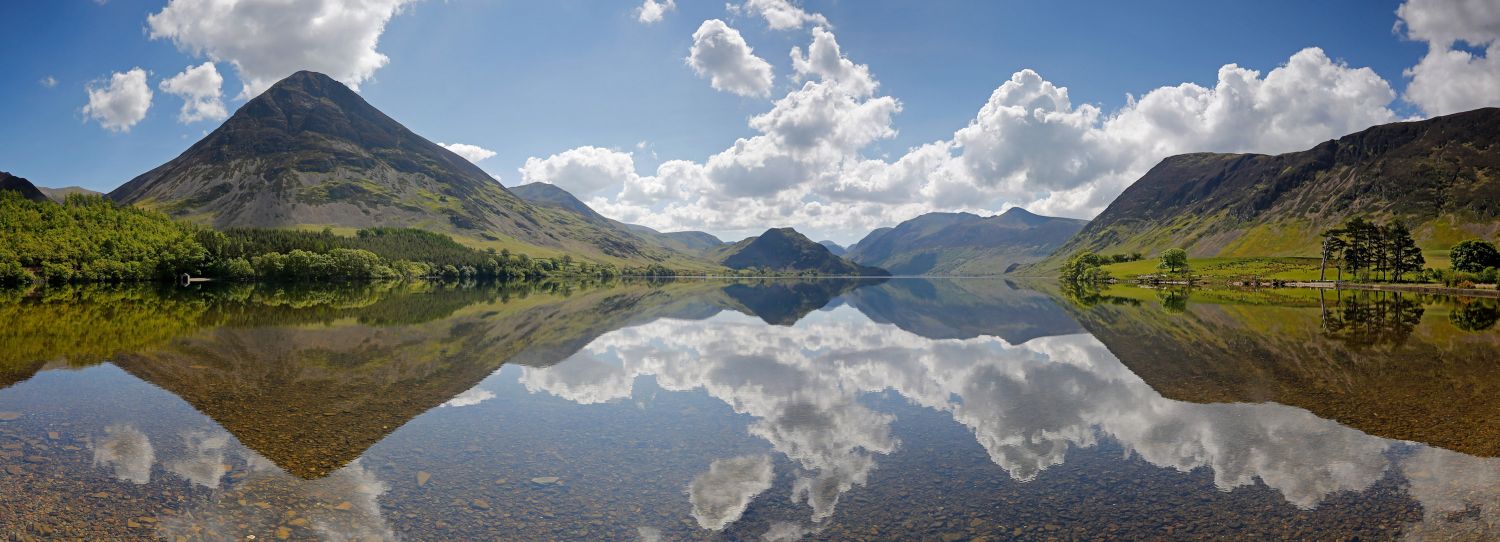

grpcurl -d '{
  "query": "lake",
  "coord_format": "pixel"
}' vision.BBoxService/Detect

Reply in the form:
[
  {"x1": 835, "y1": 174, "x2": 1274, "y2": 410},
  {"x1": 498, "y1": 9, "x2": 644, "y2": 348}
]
[{"x1": 1, "y1": 279, "x2": 1499, "y2": 540}]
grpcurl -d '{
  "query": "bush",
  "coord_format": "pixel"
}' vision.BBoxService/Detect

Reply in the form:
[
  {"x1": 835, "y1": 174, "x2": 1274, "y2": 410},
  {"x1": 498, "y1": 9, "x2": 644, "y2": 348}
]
[
  {"x1": 218, "y1": 257, "x2": 256, "y2": 281},
  {"x1": 1452, "y1": 239, "x2": 1500, "y2": 273},
  {"x1": 1061, "y1": 251, "x2": 1111, "y2": 284}
]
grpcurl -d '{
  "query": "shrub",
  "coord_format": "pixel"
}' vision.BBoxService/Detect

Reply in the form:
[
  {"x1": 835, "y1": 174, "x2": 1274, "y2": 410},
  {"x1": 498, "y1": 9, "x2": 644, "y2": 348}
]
[{"x1": 1452, "y1": 239, "x2": 1500, "y2": 273}]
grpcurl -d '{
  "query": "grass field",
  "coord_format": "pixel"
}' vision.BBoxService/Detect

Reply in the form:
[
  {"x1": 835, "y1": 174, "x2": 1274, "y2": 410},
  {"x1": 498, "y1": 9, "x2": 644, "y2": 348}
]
[
  {"x1": 1102, "y1": 250, "x2": 1456, "y2": 282},
  {"x1": 1101, "y1": 256, "x2": 1328, "y2": 281}
]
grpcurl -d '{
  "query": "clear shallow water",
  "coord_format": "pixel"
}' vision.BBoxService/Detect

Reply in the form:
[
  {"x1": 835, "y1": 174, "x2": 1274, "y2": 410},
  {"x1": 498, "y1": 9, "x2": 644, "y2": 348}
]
[{"x1": 1, "y1": 279, "x2": 1498, "y2": 540}]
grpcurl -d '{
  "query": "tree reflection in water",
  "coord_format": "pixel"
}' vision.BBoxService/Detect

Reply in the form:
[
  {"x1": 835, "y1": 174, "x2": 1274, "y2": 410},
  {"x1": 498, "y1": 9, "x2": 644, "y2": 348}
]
[{"x1": 1320, "y1": 290, "x2": 1425, "y2": 348}]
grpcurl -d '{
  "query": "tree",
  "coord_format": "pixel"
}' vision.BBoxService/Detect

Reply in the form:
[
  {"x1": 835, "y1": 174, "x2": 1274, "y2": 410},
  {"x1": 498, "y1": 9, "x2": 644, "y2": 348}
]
[
  {"x1": 1452, "y1": 239, "x2": 1500, "y2": 273},
  {"x1": 1386, "y1": 222, "x2": 1424, "y2": 282},
  {"x1": 1340, "y1": 217, "x2": 1376, "y2": 279},
  {"x1": 1158, "y1": 248, "x2": 1189, "y2": 275},
  {"x1": 1060, "y1": 251, "x2": 1110, "y2": 284},
  {"x1": 1320, "y1": 229, "x2": 1346, "y2": 281}
]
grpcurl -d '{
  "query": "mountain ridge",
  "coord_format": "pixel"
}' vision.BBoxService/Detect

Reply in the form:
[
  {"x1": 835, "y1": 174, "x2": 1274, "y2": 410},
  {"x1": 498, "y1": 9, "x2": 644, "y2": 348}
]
[
  {"x1": 510, "y1": 181, "x2": 726, "y2": 256},
  {"x1": 716, "y1": 227, "x2": 889, "y2": 275},
  {"x1": 846, "y1": 208, "x2": 1086, "y2": 275},
  {"x1": 106, "y1": 71, "x2": 682, "y2": 266},
  {"x1": 1040, "y1": 107, "x2": 1500, "y2": 267},
  {"x1": 0, "y1": 172, "x2": 49, "y2": 202}
]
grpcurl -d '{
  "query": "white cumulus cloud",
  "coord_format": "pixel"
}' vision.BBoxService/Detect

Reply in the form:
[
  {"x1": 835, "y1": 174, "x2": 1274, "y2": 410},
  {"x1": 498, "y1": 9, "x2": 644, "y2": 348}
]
[
  {"x1": 687, "y1": 19, "x2": 775, "y2": 98},
  {"x1": 147, "y1": 0, "x2": 415, "y2": 99},
  {"x1": 1398, "y1": 0, "x2": 1500, "y2": 116},
  {"x1": 636, "y1": 0, "x2": 675, "y2": 24},
  {"x1": 159, "y1": 62, "x2": 228, "y2": 124},
  {"x1": 519, "y1": 146, "x2": 640, "y2": 196},
  {"x1": 39, "y1": 75, "x2": 58, "y2": 88},
  {"x1": 439, "y1": 142, "x2": 498, "y2": 163},
  {"x1": 539, "y1": 32, "x2": 1401, "y2": 241},
  {"x1": 729, "y1": 0, "x2": 828, "y2": 31},
  {"x1": 82, "y1": 68, "x2": 153, "y2": 132}
]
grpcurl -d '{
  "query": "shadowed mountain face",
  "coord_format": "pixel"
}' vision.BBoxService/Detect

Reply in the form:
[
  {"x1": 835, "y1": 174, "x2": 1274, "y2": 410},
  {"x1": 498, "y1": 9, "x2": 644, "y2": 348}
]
[
  {"x1": 1045, "y1": 107, "x2": 1500, "y2": 264},
  {"x1": 1060, "y1": 286, "x2": 1500, "y2": 457},
  {"x1": 0, "y1": 172, "x2": 49, "y2": 202},
  {"x1": 818, "y1": 240, "x2": 846, "y2": 256},
  {"x1": 106, "y1": 72, "x2": 668, "y2": 264},
  {"x1": 717, "y1": 227, "x2": 889, "y2": 276},
  {"x1": 847, "y1": 208, "x2": 1086, "y2": 276}
]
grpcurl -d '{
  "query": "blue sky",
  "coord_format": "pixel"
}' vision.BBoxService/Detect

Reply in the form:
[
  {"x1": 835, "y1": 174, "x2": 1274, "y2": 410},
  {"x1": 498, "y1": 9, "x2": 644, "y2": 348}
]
[{"x1": 1, "y1": 0, "x2": 1494, "y2": 242}]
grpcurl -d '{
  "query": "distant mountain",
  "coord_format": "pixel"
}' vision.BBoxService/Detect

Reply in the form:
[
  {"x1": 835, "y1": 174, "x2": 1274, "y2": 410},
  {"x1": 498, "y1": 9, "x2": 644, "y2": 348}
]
[
  {"x1": 36, "y1": 186, "x2": 102, "y2": 202},
  {"x1": 818, "y1": 240, "x2": 846, "y2": 256},
  {"x1": 0, "y1": 172, "x2": 49, "y2": 202},
  {"x1": 511, "y1": 181, "x2": 725, "y2": 256},
  {"x1": 107, "y1": 71, "x2": 677, "y2": 265},
  {"x1": 715, "y1": 227, "x2": 888, "y2": 275},
  {"x1": 510, "y1": 182, "x2": 609, "y2": 223},
  {"x1": 1042, "y1": 107, "x2": 1500, "y2": 267},
  {"x1": 846, "y1": 208, "x2": 1086, "y2": 275}
]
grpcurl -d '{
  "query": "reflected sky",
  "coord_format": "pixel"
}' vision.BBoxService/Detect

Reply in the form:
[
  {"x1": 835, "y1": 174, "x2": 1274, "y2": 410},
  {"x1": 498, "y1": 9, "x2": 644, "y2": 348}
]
[{"x1": 1, "y1": 279, "x2": 1498, "y2": 540}]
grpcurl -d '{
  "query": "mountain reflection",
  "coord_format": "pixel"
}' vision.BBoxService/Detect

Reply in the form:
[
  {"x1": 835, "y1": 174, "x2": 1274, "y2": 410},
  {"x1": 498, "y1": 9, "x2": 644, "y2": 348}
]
[
  {"x1": 519, "y1": 280, "x2": 1500, "y2": 537},
  {"x1": 1066, "y1": 287, "x2": 1500, "y2": 457},
  {"x1": 4, "y1": 279, "x2": 1500, "y2": 539}
]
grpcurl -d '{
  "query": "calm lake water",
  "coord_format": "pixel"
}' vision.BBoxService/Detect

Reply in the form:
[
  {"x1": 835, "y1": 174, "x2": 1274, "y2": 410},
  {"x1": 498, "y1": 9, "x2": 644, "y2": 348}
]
[{"x1": 2, "y1": 279, "x2": 1499, "y2": 540}]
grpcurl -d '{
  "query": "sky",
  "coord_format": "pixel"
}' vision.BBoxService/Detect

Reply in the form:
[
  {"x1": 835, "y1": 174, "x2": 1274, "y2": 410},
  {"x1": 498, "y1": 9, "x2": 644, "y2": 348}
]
[{"x1": 1, "y1": 0, "x2": 1498, "y2": 244}]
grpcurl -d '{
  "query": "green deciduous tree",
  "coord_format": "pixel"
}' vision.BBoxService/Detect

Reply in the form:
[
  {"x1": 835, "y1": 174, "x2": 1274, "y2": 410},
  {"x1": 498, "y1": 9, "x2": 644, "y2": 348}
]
[
  {"x1": 1452, "y1": 239, "x2": 1500, "y2": 273},
  {"x1": 1158, "y1": 248, "x2": 1189, "y2": 275}
]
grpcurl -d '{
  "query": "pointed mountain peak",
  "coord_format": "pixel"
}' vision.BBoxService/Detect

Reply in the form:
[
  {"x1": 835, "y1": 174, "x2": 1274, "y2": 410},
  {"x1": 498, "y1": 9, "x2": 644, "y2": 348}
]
[{"x1": 999, "y1": 206, "x2": 1036, "y2": 218}]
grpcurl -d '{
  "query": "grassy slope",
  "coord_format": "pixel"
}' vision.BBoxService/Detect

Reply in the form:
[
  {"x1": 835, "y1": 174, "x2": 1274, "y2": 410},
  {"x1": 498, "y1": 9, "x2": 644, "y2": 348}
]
[{"x1": 1030, "y1": 110, "x2": 1500, "y2": 275}]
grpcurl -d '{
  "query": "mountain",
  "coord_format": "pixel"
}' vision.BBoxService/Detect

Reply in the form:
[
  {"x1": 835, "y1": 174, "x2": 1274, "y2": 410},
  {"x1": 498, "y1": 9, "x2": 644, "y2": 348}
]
[
  {"x1": 107, "y1": 71, "x2": 678, "y2": 265},
  {"x1": 846, "y1": 208, "x2": 1086, "y2": 275},
  {"x1": 714, "y1": 227, "x2": 888, "y2": 275},
  {"x1": 511, "y1": 181, "x2": 726, "y2": 256},
  {"x1": 0, "y1": 172, "x2": 49, "y2": 202},
  {"x1": 510, "y1": 181, "x2": 609, "y2": 223},
  {"x1": 1044, "y1": 107, "x2": 1500, "y2": 265},
  {"x1": 818, "y1": 240, "x2": 846, "y2": 255},
  {"x1": 847, "y1": 227, "x2": 890, "y2": 255},
  {"x1": 36, "y1": 186, "x2": 102, "y2": 202}
]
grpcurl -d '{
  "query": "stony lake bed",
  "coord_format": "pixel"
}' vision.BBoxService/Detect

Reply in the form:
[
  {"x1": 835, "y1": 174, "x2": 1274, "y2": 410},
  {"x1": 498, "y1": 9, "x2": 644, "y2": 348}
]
[{"x1": 1, "y1": 278, "x2": 1499, "y2": 540}]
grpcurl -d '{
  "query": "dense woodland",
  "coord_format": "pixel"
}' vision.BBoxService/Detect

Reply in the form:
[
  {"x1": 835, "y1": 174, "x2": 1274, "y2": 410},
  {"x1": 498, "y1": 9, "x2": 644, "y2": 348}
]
[{"x1": 0, "y1": 192, "x2": 670, "y2": 285}]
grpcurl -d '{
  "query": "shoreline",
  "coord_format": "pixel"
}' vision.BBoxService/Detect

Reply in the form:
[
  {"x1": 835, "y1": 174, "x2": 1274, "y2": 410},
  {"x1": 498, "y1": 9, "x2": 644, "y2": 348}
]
[{"x1": 1282, "y1": 281, "x2": 1500, "y2": 298}]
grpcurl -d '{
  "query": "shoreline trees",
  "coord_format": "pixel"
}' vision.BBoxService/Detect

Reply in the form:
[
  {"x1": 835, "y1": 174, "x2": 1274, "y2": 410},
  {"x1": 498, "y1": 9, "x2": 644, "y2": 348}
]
[
  {"x1": 1319, "y1": 217, "x2": 1424, "y2": 283},
  {"x1": 0, "y1": 191, "x2": 630, "y2": 286}
]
